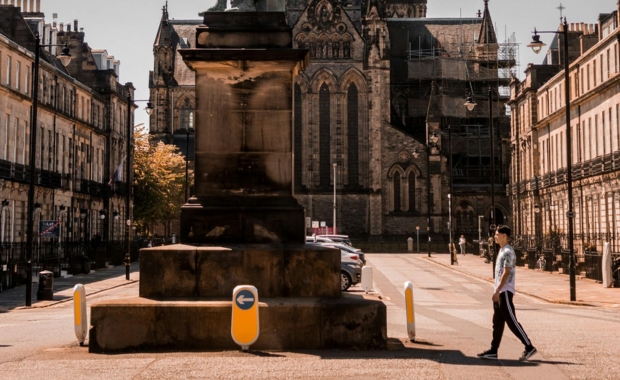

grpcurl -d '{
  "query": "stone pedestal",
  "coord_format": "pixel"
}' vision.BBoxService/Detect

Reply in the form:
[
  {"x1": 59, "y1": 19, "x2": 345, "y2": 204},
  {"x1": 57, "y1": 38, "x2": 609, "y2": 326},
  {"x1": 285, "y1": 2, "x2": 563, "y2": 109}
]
[{"x1": 89, "y1": 244, "x2": 387, "y2": 352}]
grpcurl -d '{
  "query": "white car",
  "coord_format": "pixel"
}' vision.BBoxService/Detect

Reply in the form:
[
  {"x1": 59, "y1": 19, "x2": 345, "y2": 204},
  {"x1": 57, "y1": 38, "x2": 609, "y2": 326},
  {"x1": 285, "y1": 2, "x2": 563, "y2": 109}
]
[
  {"x1": 316, "y1": 234, "x2": 352, "y2": 246},
  {"x1": 306, "y1": 236, "x2": 334, "y2": 244},
  {"x1": 318, "y1": 242, "x2": 365, "y2": 264}
]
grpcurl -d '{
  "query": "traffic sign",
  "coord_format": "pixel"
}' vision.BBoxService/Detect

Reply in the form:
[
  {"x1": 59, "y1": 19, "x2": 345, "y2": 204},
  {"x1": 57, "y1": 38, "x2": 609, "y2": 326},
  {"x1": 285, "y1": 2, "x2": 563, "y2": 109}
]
[{"x1": 231, "y1": 285, "x2": 259, "y2": 351}]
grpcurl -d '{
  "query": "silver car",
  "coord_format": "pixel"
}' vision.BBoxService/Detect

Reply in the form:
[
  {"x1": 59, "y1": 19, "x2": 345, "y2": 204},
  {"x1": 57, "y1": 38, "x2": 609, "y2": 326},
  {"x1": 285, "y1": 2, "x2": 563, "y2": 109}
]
[{"x1": 340, "y1": 251, "x2": 361, "y2": 291}]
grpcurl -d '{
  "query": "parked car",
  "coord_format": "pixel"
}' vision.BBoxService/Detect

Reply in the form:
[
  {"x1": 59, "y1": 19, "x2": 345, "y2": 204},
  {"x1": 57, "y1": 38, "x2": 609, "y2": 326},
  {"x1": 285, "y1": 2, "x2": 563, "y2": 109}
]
[
  {"x1": 318, "y1": 242, "x2": 365, "y2": 264},
  {"x1": 306, "y1": 236, "x2": 335, "y2": 244},
  {"x1": 340, "y1": 251, "x2": 362, "y2": 291},
  {"x1": 317, "y1": 234, "x2": 352, "y2": 246}
]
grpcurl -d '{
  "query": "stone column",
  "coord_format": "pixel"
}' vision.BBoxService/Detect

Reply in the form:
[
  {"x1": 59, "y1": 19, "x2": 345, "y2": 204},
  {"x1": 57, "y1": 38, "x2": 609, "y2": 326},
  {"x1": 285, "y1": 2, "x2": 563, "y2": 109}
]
[{"x1": 180, "y1": 12, "x2": 309, "y2": 244}]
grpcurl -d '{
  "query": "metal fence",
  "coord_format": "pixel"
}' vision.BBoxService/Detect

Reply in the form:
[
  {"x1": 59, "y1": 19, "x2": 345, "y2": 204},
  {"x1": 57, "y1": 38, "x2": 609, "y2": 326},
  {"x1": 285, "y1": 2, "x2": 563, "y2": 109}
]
[
  {"x1": 613, "y1": 253, "x2": 620, "y2": 288},
  {"x1": 0, "y1": 240, "x2": 137, "y2": 292},
  {"x1": 583, "y1": 251, "x2": 603, "y2": 282}
]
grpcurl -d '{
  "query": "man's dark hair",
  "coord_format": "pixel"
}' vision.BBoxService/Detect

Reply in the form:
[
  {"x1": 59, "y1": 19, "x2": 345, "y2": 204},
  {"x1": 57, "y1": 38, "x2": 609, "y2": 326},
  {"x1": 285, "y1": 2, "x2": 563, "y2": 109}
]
[{"x1": 496, "y1": 225, "x2": 511, "y2": 237}]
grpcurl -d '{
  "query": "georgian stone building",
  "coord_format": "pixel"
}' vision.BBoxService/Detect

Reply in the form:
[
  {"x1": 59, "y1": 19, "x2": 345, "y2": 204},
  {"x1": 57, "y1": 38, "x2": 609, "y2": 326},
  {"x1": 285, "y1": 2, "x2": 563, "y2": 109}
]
[
  {"x1": 151, "y1": 0, "x2": 513, "y2": 239},
  {"x1": 0, "y1": 2, "x2": 135, "y2": 244},
  {"x1": 509, "y1": 4, "x2": 620, "y2": 252}
]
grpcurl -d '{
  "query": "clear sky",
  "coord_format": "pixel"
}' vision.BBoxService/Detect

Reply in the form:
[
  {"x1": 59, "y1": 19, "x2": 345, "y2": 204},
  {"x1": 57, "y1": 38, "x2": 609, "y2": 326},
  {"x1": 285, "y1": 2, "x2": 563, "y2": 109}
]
[{"x1": 39, "y1": 0, "x2": 614, "y2": 128}]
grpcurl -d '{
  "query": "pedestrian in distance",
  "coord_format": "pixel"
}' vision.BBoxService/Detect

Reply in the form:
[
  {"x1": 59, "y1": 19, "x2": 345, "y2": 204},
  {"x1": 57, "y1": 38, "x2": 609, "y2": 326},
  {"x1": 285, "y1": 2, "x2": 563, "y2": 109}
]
[
  {"x1": 478, "y1": 225, "x2": 537, "y2": 361},
  {"x1": 459, "y1": 234, "x2": 467, "y2": 255}
]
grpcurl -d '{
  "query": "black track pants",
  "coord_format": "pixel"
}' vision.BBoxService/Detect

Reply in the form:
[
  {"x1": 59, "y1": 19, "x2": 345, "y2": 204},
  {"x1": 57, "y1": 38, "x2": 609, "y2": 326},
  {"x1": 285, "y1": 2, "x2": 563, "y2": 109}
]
[{"x1": 491, "y1": 291, "x2": 533, "y2": 350}]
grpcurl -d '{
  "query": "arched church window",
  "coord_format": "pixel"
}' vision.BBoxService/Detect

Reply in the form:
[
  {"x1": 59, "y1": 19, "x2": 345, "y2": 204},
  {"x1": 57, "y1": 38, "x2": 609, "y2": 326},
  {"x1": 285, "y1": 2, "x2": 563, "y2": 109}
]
[
  {"x1": 343, "y1": 41, "x2": 350, "y2": 58},
  {"x1": 408, "y1": 173, "x2": 416, "y2": 211},
  {"x1": 347, "y1": 83, "x2": 359, "y2": 187},
  {"x1": 394, "y1": 172, "x2": 401, "y2": 211},
  {"x1": 319, "y1": 83, "x2": 331, "y2": 187},
  {"x1": 180, "y1": 98, "x2": 194, "y2": 130},
  {"x1": 332, "y1": 42, "x2": 340, "y2": 58}
]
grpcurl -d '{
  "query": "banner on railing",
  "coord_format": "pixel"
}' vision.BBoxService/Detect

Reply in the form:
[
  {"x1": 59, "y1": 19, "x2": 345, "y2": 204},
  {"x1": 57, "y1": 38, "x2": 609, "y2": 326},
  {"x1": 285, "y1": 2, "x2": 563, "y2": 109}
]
[{"x1": 39, "y1": 220, "x2": 61, "y2": 238}]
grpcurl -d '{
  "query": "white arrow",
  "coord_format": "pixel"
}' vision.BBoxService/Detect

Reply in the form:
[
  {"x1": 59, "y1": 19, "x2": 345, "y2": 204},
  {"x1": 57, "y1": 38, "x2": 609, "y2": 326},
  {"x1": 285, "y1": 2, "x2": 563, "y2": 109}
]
[{"x1": 237, "y1": 294, "x2": 255, "y2": 305}]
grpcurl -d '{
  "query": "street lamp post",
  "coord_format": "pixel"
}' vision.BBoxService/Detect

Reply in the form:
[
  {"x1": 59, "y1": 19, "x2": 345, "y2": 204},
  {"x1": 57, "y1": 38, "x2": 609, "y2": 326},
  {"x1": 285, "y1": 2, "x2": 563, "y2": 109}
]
[
  {"x1": 488, "y1": 88, "x2": 497, "y2": 276},
  {"x1": 333, "y1": 163, "x2": 337, "y2": 234},
  {"x1": 185, "y1": 128, "x2": 191, "y2": 202},
  {"x1": 125, "y1": 96, "x2": 153, "y2": 280},
  {"x1": 448, "y1": 126, "x2": 454, "y2": 265},
  {"x1": 448, "y1": 193, "x2": 453, "y2": 264},
  {"x1": 412, "y1": 131, "x2": 438, "y2": 258},
  {"x1": 25, "y1": 33, "x2": 72, "y2": 306},
  {"x1": 464, "y1": 88, "x2": 496, "y2": 277},
  {"x1": 528, "y1": 18, "x2": 576, "y2": 302}
]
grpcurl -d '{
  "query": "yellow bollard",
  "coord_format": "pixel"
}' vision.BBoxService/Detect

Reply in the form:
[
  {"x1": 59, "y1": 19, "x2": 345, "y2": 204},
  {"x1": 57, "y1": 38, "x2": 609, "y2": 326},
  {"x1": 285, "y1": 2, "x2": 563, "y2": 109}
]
[
  {"x1": 73, "y1": 284, "x2": 87, "y2": 346},
  {"x1": 231, "y1": 285, "x2": 259, "y2": 351},
  {"x1": 404, "y1": 281, "x2": 415, "y2": 342}
]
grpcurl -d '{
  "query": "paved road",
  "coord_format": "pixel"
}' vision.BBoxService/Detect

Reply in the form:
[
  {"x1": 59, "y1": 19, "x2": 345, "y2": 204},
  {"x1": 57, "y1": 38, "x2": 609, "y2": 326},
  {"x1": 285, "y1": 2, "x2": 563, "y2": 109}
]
[{"x1": 0, "y1": 254, "x2": 618, "y2": 379}]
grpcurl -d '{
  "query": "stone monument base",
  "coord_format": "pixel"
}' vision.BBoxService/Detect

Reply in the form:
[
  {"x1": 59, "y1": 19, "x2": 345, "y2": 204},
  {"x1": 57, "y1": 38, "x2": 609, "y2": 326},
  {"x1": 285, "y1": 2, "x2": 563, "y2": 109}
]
[
  {"x1": 88, "y1": 295, "x2": 387, "y2": 352},
  {"x1": 181, "y1": 196, "x2": 305, "y2": 245}
]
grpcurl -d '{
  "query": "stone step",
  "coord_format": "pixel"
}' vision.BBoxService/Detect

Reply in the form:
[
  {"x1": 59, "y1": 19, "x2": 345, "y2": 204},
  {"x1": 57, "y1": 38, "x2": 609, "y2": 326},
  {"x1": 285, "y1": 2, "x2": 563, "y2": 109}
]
[{"x1": 89, "y1": 294, "x2": 387, "y2": 353}]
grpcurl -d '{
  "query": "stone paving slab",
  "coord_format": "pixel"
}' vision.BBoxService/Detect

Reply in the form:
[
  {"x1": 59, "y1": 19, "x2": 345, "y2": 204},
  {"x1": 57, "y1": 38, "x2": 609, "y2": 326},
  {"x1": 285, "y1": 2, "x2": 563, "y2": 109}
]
[
  {"x1": 0, "y1": 263, "x2": 140, "y2": 312},
  {"x1": 426, "y1": 253, "x2": 620, "y2": 308}
]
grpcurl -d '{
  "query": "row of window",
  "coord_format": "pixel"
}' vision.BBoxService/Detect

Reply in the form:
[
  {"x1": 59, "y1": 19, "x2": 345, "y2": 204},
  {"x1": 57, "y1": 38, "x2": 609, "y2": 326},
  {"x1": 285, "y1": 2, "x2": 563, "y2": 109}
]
[
  {"x1": 2, "y1": 54, "x2": 30, "y2": 95},
  {"x1": 520, "y1": 193, "x2": 620, "y2": 238},
  {"x1": 0, "y1": 113, "x2": 109, "y2": 184},
  {"x1": 538, "y1": 103, "x2": 620, "y2": 174},
  {"x1": 538, "y1": 42, "x2": 620, "y2": 120},
  {"x1": 0, "y1": 202, "x2": 129, "y2": 243}
]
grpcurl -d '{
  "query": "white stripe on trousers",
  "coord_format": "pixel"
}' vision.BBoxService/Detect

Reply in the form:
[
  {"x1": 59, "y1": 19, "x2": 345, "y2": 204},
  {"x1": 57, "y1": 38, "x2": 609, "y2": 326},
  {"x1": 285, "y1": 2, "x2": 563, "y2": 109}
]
[{"x1": 502, "y1": 292, "x2": 531, "y2": 347}]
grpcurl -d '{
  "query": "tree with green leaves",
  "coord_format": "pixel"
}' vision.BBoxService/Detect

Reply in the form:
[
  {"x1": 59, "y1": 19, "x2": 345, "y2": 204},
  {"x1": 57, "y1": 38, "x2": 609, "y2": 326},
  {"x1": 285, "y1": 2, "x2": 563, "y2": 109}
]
[{"x1": 133, "y1": 125, "x2": 192, "y2": 236}]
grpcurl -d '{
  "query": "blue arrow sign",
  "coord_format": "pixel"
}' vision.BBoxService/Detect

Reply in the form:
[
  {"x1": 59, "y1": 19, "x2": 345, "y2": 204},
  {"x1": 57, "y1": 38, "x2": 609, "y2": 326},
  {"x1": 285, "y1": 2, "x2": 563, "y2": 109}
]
[{"x1": 235, "y1": 289, "x2": 256, "y2": 310}]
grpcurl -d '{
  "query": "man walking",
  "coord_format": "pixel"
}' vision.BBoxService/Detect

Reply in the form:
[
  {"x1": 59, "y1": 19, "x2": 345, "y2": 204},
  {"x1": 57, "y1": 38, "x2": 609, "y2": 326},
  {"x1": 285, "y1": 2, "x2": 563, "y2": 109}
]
[
  {"x1": 478, "y1": 225, "x2": 537, "y2": 361},
  {"x1": 459, "y1": 235, "x2": 467, "y2": 255}
]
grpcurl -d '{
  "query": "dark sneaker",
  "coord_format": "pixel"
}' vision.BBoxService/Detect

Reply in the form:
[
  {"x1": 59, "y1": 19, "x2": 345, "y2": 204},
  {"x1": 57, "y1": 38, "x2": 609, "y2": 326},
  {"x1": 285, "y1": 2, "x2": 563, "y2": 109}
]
[
  {"x1": 477, "y1": 349, "x2": 498, "y2": 360},
  {"x1": 519, "y1": 346, "x2": 537, "y2": 361}
]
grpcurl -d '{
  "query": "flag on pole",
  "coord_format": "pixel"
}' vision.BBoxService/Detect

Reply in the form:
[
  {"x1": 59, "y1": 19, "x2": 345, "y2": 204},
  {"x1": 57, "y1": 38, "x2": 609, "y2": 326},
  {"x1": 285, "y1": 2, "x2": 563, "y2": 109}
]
[{"x1": 108, "y1": 156, "x2": 126, "y2": 186}]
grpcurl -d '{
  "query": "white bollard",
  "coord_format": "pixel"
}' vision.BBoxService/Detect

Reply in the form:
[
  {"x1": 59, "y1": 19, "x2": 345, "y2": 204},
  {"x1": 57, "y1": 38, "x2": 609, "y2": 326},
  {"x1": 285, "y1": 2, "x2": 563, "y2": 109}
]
[
  {"x1": 602, "y1": 242, "x2": 612, "y2": 288},
  {"x1": 73, "y1": 284, "x2": 87, "y2": 346},
  {"x1": 361, "y1": 266, "x2": 373, "y2": 293},
  {"x1": 407, "y1": 237, "x2": 413, "y2": 252},
  {"x1": 404, "y1": 281, "x2": 415, "y2": 342}
]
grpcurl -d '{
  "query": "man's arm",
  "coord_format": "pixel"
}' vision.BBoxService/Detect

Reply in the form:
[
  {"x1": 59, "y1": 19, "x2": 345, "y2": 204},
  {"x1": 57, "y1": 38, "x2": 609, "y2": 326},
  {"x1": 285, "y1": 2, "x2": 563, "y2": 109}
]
[{"x1": 492, "y1": 266, "x2": 511, "y2": 302}]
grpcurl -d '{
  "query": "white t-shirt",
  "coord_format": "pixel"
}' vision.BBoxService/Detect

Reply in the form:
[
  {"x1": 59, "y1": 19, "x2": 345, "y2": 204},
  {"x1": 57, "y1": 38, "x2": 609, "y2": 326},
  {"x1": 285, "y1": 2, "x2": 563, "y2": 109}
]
[
  {"x1": 494, "y1": 244, "x2": 516, "y2": 294},
  {"x1": 459, "y1": 237, "x2": 466, "y2": 245}
]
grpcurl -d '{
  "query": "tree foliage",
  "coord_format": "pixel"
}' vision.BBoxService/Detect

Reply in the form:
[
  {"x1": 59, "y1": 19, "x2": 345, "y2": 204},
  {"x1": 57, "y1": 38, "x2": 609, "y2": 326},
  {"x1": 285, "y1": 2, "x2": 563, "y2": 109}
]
[{"x1": 133, "y1": 126, "x2": 192, "y2": 235}]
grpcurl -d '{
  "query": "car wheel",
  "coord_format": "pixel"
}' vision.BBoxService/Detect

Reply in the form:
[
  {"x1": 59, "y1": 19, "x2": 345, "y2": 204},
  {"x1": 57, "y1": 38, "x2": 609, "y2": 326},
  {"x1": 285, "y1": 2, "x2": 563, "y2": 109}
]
[{"x1": 341, "y1": 271, "x2": 352, "y2": 291}]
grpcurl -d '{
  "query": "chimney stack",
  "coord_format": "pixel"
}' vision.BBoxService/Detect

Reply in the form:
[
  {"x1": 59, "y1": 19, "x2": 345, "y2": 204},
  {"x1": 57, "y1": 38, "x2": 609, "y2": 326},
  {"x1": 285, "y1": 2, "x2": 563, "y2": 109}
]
[
  {"x1": 35, "y1": 0, "x2": 39, "y2": 12},
  {"x1": 74, "y1": 19, "x2": 78, "y2": 32},
  {"x1": 59, "y1": 23, "x2": 64, "y2": 32},
  {"x1": 67, "y1": 23, "x2": 71, "y2": 32}
]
